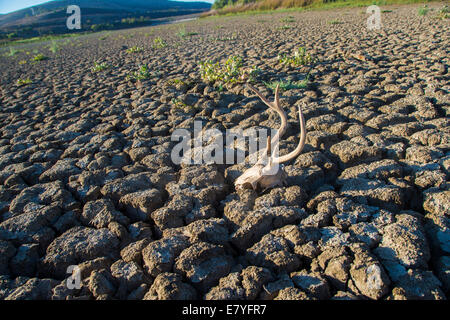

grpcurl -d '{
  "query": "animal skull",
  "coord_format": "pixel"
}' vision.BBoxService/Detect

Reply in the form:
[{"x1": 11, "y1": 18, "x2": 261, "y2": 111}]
[{"x1": 235, "y1": 84, "x2": 306, "y2": 191}]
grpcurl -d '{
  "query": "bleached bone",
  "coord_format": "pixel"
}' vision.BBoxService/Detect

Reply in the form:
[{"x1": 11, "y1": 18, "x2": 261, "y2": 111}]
[{"x1": 234, "y1": 84, "x2": 306, "y2": 191}]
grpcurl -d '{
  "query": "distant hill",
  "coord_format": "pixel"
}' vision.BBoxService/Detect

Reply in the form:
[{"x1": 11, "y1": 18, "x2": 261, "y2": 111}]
[
  {"x1": 211, "y1": 0, "x2": 318, "y2": 10},
  {"x1": 0, "y1": 0, "x2": 211, "y2": 38}
]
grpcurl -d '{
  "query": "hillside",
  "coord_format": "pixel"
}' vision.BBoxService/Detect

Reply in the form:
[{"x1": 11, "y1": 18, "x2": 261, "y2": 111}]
[
  {"x1": 0, "y1": 0, "x2": 211, "y2": 38},
  {"x1": 209, "y1": 0, "x2": 437, "y2": 14}
]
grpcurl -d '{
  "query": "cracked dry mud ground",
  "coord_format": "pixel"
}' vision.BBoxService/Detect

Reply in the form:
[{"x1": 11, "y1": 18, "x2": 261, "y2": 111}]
[{"x1": 0, "y1": 3, "x2": 449, "y2": 300}]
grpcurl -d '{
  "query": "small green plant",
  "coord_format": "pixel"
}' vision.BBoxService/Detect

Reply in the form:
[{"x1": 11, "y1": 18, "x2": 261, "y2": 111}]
[
  {"x1": 199, "y1": 56, "x2": 259, "y2": 87},
  {"x1": 215, "y1": 32, "x2": 238, "y2": 42},
  {"x1": 215, "y1": 84, "x2": 224, "y2": 92},
  {"x1": 264, "y1": 77, "x2": 309, "y2": 92},
  {"x1": 18, "y1": 60, "x2": 27, "y2": 65},
  {"x1": 7, "y1": 47, "x2": 18, "y2": 57},
  {"x1": 278, "y1": 25, "x2": 292, "y2": 30},
  {"x1": 127, "y1": 64, "x2": 151, "y2": 81},
  {"x1": 176, "y1": 27, "x2": 187, "y2": 38},
  {"x1": 171, "y1": 98, "x2": 189, "y2": 108},
  {"x1": 166, "y1": 78, "x2": 190, "y2": 87},
  {"x1": 279, "y1": 47, "x2": 316, "y2": 67},
  {"x1": 199, "y1": 56, "x2": 242, "y2": 84},
  {"x1": 126, "y1": 46, "x2": 143, "y2": 53},
  {"x1": 280, "y1": 16, "x2": 295, "y2": 23},
  {"x1": 16, "y1": 78, "x2": 32, "y2": 86},
  {"x1": 436, "y1": 5, "x2": 449, "y2": 19},
  {"x1": 48, "y1": 41, "x2": 60, "y2": 53},
  {"x1": 216, "y1": 36, "x2": 233, "y2": 41},
  {"x1": 91, "y1": 62, "x2": 110, "y2": 72},
  {"x1": 32, "y1": 53, "x2": 47, "y2": 61},
  {"x1": 171, "y1": 98, "x2": 199, "y2": 113},
  {"x1": 418, "y1": 5, "x2": 429, "y2": 16},
  {"x1": 152, "y1": 37, "x2": 167, "y2": 49},
  {"x1": 176, "y1": 27, "x2": 198, "y2": 39},
  {"x1": 328, "y1": 19, "x2": 343, "y2": 25}
]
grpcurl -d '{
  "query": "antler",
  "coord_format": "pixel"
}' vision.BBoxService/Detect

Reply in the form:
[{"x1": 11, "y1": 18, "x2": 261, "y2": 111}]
[
  {"x1": 272, "y1": 103, "x2": 306, "y2": 163},
  {"x1": 234, "y1": 84, "x2": 307, "y2": 191},
  {"x1": 247, "y1": 84, "x2": 287, "y2": 156},
  {"x1": 247, "y1": 84, "x2": 306, "y2": 164}
]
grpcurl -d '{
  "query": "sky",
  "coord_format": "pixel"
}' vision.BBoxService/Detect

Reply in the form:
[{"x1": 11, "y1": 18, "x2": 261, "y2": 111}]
[{"x1": 0, "y1": 0, "x2": 215, "y2": 14}]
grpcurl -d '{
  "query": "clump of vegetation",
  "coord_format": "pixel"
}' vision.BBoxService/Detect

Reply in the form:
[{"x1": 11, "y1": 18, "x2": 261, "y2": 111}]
[
  {"x1": 121, "y1": 16, "x2": 149, "y2": 25},
  {"x1": 18, "y1": 60, "x2": 27, "y2": 65},
  {"x1": 152, "y1": 37, "x2": 167, "y2": 49},
  {"x1": 328, "y1": 19, "x2": 343, "y2": 24},
  {"x1": 418, "y1": 5, "x2": 429, "y2": 16},
  {"x1": 16, "y1": 78, "x2": 32, "y2": 86},
  {"x1": 264, "y1": 76, "x2": 309, "y2": 92},
  {"x1": 32, "y1": 53, "x2": 47, "y2": 61},
  {"x1": 171, "y1": 98, "x2": 199, "y2": 113},
  {"x1": 199, "y1": 57, "x2": 239, "y2": 84},
  {"x1": 126, "y1": 46, "x2": 143, "y2": 53},
  {"x1": 215, "y1": 32, "x2": 238, "y2": 41},
  {"x1": 436, "y1": 5, "x2": 449, "y2": 19},
  {"x1": 199, "y1": 56, "x2": 260, "y2": 86},
  {"x1": 90, "y1": 23, "x2": 114, "y2": 32},
  {"x1": 279, "y1": 47, "x2": 316, "y2": 67},
  {"x1": 280, "y1": 16, "x2": 295, "y2": 23},
  {"x1": 48, "y1": 41, "x2": 60, "y2": 54},
  {"x1": 127, "y1": 64, "x2": 151, "y2": 81},
  {"x1": 278, "y1": 25, "x2": 292, "y2": 30},
  {"x1": 99, "y1": 33, "x2": 109, "y2": 40},
  {"x1": 166, "y1": 78, "x2": 191, "y2": 88},
  {"x1": 7, "y1": 47, "x2": 18, "y2": 57},
  {"x1": 171, "y1": 98, "x2": 189, "y2": 108},
  {"x1": 176, "y1": 27, "x2": 187, "y2": 38},
  {"x1": 7, "y1": 32, "x2": 17, "y2": 39},
  {"x1": 176, "y1": 27, "x2": 198, "y2": 39},
  {"x1": 91, "y1": 62, "x2": 110, "y2": 72}
]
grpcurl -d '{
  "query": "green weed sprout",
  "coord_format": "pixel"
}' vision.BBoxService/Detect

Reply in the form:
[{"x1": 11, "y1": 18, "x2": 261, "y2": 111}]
[
  {"x1": 152, "y1": 37, "x2": 167, "y2": 49},
  {"x1": 17, "y1": 78, "x2": 32, "y2": 86},
  {"x1": 91, "y1": 62, "x2": 110, "y2": 72},
  {"x1": 418, "y1": 5, "x2": 429, "y2": 16},
  {"x1": 279, "y1": 47, "x2": 316, "y2": 67},
  {"x1": 126, "y1": 46, "x2": 143, "y2": 53},
  {"x1": 32, "y1": 53, "x2": 47, "y2": 61},
  {"x1": 127, "y1": 64, "x2": 151, "y2": 81}
]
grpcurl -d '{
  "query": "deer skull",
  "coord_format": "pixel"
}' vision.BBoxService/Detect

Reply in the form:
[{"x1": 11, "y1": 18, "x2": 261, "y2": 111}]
[{"x1": 235, "y1": 84, "x2": 306, "y2": 191}]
